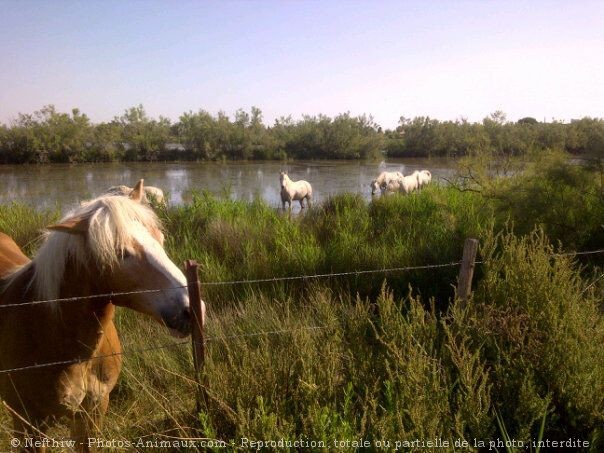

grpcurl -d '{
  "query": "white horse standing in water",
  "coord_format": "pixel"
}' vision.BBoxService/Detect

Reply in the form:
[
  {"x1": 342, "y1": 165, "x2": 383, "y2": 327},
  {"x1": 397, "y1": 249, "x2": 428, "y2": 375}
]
[
  {"x1": 370, "y1": 171, "x2": 404, "y2": 195},
  {"x1": 279, "y1": 171, "x2": 312, "y2": 210},
  {"x1": 384, "y1": 172, "x2": 420, "y2": 194},
  {"x1": 416, "y1": 170, "x2": 432, "y2": 188}
]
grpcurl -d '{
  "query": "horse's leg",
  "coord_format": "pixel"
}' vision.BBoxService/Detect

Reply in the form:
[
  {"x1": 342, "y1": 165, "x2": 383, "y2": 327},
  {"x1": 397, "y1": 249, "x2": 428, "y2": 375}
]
[
  {"x1": 70, "y1": 407, "x2": 95, "y2": 452},
  {"x1": 71, "y1": 330, "x2": 119, "y2": 452},
  {"x1": 70, "y1": 407, "x2": 92, "y2": 452},
  {"x1": 70, "y1": 391, "x2": 109, "y2": 453},
  {"x1": 299, "y1": 198, "x2": 304, "y2": 209}
]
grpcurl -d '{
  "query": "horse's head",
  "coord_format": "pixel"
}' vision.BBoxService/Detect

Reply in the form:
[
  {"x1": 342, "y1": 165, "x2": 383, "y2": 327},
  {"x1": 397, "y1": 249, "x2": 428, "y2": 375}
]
[
  {"x1": 370, "y1": 179, "x2": 380, "y2": 194},
  {"x1": 279, "y1": 171, "x2": 289, "y2": 189},
  {"x1": 45, "y1": 180, "x2": 198, "y2": 337}
]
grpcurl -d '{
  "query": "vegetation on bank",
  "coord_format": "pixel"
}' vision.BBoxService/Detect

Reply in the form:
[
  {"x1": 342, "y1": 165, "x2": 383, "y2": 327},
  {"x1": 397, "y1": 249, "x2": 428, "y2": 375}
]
[
  {"x1": 1, "y1": 105, "x2": 603, "y2": 164},
  {"x1": 0, "y1": 153, "x2": 602, "y2": 450}
]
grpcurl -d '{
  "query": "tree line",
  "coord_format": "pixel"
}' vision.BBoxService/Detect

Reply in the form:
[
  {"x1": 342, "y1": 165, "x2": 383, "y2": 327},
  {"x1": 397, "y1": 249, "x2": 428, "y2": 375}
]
[{"x1": 0, "y1": 105, "x2": 602, "y2": 164}]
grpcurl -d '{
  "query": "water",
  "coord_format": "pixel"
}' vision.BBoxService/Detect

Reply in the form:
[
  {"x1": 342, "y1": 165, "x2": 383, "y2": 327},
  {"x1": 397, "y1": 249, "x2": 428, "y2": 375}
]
[{"x1": 0, "y1": 158, "x2": 458, "y2": 210}]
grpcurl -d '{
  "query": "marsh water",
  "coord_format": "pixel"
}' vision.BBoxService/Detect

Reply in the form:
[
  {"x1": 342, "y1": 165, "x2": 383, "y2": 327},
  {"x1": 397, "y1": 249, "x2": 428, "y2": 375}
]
[{"x1": 0, "y1": 158, "x2": 458, "y2": 210}]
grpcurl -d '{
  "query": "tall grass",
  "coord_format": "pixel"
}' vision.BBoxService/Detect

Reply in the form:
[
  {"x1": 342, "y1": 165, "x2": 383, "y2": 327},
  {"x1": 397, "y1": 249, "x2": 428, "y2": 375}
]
[
  {"x1": 161, "y1": 186, "x2": 488, "y2": 309},
  {"x1": 5, "y1": 227, "x2": 600, "y2": 451},
  {"x1": 0, "y1": 203, "x2": 59, "y2": 255},
  {"x1": 106, "y1": 230, "x2": 601, "y2": 449}
]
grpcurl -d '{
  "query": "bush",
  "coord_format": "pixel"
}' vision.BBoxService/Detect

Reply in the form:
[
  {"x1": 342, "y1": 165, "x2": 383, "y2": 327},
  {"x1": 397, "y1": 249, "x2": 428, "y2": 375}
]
[{"x1": 450, "y1": 230, "x2": 604, "y2": 443}]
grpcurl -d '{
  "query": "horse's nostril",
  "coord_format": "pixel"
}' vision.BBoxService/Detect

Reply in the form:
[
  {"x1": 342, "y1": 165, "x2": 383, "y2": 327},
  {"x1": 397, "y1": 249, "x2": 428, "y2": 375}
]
[{"x1": 183, "y1": 306, "x2": 191, "y2": 321}]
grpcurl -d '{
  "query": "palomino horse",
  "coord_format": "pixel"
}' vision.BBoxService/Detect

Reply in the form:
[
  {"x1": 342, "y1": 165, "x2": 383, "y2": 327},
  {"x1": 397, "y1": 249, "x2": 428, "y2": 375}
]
[
  {"x1": 106, "y1": 184, "x2": 166, "y2": 205},
  {"x1": 279, "y1": 171, "x2": 312, "y2": 210},
  {"x1": 0, "y1": 180, "x2": 202, "y2": 450}
]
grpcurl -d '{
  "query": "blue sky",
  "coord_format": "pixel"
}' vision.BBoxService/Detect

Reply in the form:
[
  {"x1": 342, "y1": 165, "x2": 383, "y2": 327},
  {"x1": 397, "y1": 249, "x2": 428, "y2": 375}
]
[{"x1": 1, "y1": 0, "x2": 603, "y2": 128}]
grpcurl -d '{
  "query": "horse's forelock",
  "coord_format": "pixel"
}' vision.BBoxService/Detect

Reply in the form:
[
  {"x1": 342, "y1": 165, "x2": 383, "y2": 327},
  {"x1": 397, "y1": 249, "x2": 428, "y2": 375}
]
[
  {"x1": 31, "y1": 195, "x2": 161, "y2": 303},
  {"x1": 86, "y1": 195, "x2": 161, "y2": 264}
]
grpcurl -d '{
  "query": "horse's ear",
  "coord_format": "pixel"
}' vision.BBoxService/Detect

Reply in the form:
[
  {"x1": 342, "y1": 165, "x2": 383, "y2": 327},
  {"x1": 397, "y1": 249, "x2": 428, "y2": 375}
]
[
  {"x1": 47, "y1": 215, "x2": 89, "y2": 235},
  {"x1": 130, "y1": 179, "x2": 144, "y2": 203}
]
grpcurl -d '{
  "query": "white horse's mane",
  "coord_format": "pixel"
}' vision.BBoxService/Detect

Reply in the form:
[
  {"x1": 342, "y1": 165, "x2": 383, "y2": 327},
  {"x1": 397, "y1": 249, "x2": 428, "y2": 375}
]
[{"x1": 16, "y1": 195, "x2": 161, "y2": 303}]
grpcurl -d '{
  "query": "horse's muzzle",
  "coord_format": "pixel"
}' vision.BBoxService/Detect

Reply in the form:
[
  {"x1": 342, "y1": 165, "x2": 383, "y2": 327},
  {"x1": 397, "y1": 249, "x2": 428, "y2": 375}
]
[{"x1": 163, "y1": 306, "x2": 192, "y2": 337}]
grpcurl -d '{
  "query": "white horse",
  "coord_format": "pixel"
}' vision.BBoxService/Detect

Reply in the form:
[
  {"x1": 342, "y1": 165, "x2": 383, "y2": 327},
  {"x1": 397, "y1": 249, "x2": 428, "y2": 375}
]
[
  {"x1": 279, "y1": 171, "x2": 312, "y2": 210},
  {"x1": 106, "y1": 183, "x2": 166, "y2": 205},
  {"x1": 416, "y1": 170, "x2": 432, "y2": 188},
  {"x1": 385, "y1": 172, "x2": 420, "y2": 194},
  {"x1": 370, "y1": 171, "x2": 404, "y2": 195}
]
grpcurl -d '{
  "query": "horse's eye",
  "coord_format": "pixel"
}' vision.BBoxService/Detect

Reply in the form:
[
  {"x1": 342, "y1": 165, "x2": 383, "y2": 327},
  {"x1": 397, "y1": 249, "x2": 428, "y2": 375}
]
[{"x1": 122, "y1": 250, "x2": 134, "y2": 259}]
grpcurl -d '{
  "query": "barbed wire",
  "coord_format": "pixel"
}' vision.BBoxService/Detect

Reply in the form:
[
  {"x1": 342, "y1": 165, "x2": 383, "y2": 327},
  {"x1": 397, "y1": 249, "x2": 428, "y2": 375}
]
[
  {"x1": 0, "y1": 340, "x2": 190, "y2": 375},
  {"x1": 0, "y1": 285, "x2": 189, "y2": 309},
  {"x1": 0, "y1": 262, "x2": 461, "y2": 309},
  {"x1": 0, "y1": 245, "x2": 602, "y2": 375},
  {"x1": 200, "y1": 261, "x2": 463, "y2": 287},
  {"x1": 1, "y1": 247, "x2": 602, "y2": 309},
  {"x1": 553, "y1": 248, "x2": 604, "y2": 257},
  {"x1": 0, "y1": 325, "x2": 329, "y2": 375}
]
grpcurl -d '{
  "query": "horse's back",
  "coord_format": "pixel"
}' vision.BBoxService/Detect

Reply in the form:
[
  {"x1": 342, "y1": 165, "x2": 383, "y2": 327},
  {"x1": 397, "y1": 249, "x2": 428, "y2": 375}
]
[
  {"x1": 0, "y1": 232, "x2": 29, "y2": 278},
  {"x1": 285, "y1": 179, "x2": 312, "y2": 200},
  {"x1": 302, "y1": 180, "x2": 312, "y2": 197},
  {"x1": 293, "y1": 179, "x2": 311, "y2": 199}
]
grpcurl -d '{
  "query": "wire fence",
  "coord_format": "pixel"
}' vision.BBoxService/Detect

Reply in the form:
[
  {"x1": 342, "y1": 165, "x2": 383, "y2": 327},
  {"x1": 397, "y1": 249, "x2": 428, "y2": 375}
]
[
  {"x1": 0, "y1": 326, "x2": 330, "y2": 375},
  {"x1": 2, "y1": 247, "x2": 602, "y2": 310},
  {"x1": 0, "y1": 247, "x2": 602, "y2": 375}
]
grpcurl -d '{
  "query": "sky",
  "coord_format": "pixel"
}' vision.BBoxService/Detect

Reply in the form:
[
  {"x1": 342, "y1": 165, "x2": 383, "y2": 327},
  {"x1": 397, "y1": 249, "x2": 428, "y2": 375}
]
[{"x1": 1, "y1": 0, "x2": 603, "y2": 129}]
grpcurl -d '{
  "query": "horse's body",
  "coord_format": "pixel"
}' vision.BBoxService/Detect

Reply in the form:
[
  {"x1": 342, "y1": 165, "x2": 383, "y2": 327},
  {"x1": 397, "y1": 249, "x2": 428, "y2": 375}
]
[
  {"x1": 384, "y1": 172, "x2": 420, "y2": 194},
  {"x1": 106, "y1": 184, "x2": 166, "y2": 205},
  {"x1": 279, "y1": 172, "x2": 312, "y2": 210},
  {"x1": 144, "y1": 186, "x2": 165, "y2": 204},
  {"x1": 0, "y1": 232, "x2": 28, "y2": 272},
  {"x1": 0, "y1": 181, "x2": 198, "y2": 450},
  {"x1": 370, "y1": 171, "x2": 404, "y2": 195}
]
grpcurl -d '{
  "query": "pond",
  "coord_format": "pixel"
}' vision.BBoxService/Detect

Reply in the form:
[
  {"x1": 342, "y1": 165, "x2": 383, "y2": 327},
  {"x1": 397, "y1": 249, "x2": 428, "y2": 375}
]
[{"x1": 0, "y1": 158, "x2": 458, "y2": 210}]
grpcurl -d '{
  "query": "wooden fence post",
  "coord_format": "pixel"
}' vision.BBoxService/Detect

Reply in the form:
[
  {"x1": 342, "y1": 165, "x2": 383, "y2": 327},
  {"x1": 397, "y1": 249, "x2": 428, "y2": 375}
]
[
  {"x1": 457, "y1": 238, "x2": 479, "y2": 306},
  {"x1": 185, "y1": 259, "x2": 206, "y2": 411}
]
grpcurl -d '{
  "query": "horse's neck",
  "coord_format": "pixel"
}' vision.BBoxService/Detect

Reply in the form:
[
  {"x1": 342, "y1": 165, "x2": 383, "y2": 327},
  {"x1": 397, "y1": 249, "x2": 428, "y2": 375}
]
[
  {"x1": 54, "y1": 262, "x2": 116, "y2": 352},
  {"x1": 5, "y1": 261, "x2": 116, "y2": 359},
  {"x1": 281, "y1": 180, "x2": 291, "y2": 193}
]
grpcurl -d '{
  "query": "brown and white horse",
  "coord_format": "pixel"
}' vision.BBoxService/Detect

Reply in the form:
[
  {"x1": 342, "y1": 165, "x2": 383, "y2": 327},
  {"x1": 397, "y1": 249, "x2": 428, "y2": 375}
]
[{"x1": 0, "y1": 180, "x2": 202, "y2": 450}]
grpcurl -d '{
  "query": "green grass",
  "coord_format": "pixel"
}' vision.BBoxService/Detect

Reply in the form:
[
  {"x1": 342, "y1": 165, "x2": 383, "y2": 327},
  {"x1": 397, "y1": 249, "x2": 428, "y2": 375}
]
[
  {"x1": 160, "y1": 185, "x2": 487, "y2": 310},
  {"x1": 0, "y1": 154, "x2": 603, "y2": 450},
  {"x1": 0, "y1": 202, "x2": 59, "y2": 255}
]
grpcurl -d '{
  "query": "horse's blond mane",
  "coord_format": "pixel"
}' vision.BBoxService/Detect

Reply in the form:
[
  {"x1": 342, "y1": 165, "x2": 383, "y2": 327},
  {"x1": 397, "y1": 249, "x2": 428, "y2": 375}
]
[{"x1": 26, "y1": 194, "x2": 161, "y2": 302}]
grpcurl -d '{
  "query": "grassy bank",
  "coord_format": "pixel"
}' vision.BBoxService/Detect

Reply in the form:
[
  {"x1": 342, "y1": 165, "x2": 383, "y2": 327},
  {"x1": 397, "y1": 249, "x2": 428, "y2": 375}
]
[{"x1": 0, "y1": 153, "x2": 603, "y2": 450}]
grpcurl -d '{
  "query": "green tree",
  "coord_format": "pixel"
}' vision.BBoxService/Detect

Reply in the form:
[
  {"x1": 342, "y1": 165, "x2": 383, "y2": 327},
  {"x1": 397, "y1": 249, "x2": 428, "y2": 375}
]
[{"x1": 115, "y1": 105, "x2": 172, "y2": 161}]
